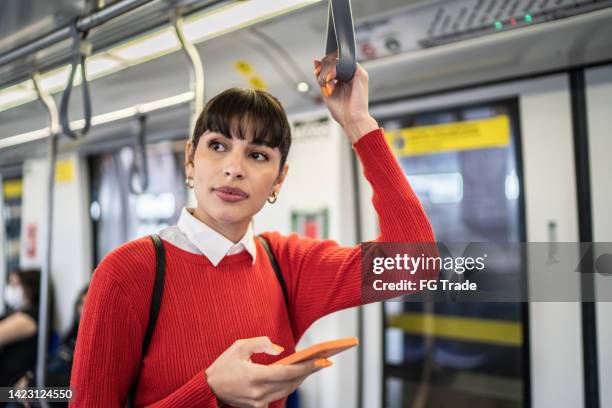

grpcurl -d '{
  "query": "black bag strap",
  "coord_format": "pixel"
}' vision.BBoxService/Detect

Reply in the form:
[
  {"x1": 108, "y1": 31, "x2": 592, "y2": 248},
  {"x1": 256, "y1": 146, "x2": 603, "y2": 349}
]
[
  {"x1": 128, "y1": 234, "x2": 165, "y2": 407},
  {"x1": 256, "y1": 235, "x2": 289, "y2": 311},
  {"x1": 127, "y1": 234, "x2": 285, "y2": 406}
]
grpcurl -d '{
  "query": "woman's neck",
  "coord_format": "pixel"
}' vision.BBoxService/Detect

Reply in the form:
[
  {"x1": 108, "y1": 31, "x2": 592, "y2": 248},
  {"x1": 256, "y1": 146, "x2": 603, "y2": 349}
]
[{"x1": 191, "y1": 208, "x2": 250, "y2": 243}]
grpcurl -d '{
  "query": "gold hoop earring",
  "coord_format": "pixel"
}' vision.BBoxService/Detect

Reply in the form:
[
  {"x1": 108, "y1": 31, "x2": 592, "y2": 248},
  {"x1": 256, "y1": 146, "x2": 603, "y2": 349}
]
[
  {"x1": 267, "y1": 191, "x2": 278, "y2": 204},
  {"x1": 186, "y1": 177, "x2": 194, "y2": 189}
]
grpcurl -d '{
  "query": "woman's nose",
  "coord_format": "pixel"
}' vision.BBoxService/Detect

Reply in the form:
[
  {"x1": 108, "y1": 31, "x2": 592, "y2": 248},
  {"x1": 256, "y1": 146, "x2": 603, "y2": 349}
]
[{"x1": 223, "y1": 152, "x2": 245, "y2": 179}]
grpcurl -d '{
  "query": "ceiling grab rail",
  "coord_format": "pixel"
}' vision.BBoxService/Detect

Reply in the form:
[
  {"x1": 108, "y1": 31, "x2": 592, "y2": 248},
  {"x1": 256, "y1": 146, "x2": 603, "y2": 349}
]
[
  {"x1": 31, "y1": 73, "x2": 60, "y2": 405},
  {"x1": 173, "y1": 10, "x2": 205, "y2": 139},
  {"x1": 128, "y1": 114, "x2": 150, "y2": 194},
  {"x1": 325, "y1": 0, "x2": 357, "y2": 82},
  {"x1": 0, "y1": 0, "x2": 152, "y2": 71},
  {"x1": 59, "y1": 19, "x2": 93, "y2": 139}
]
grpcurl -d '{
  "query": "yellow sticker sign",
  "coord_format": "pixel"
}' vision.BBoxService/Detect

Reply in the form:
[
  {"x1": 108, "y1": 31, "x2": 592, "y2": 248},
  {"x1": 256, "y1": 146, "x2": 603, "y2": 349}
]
[
  {"x1": 249, "y1": 76, "x2": 267, "y2": 91},
  {"x1": 388, "y1": 312, "x2": 522, "y2": 347},
  {"x1": 385, "y1": 115, "x2": 511, "y2": 157},
  {"x1": 234, "y1": 60, "x2": 253, "y2": 75},
  {"x1": 233, "y1": 60, "x2": 268, "y2": 91},
  {"x1": 3, "y1": 179, "x2": 23, "y2": 199},
  {"x1": 55, "y1": 159, "x2": 75, "y2": 183}
]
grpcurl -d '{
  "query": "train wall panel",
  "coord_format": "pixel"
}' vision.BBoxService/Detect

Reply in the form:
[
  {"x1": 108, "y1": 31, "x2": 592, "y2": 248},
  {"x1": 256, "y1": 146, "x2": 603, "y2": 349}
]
[{"x1": 20, "y1": 153, "x2": 92, "y2": 335}]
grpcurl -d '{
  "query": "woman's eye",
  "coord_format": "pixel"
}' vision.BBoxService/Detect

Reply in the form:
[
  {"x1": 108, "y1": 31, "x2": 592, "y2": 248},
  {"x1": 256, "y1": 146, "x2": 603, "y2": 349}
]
[
  {"x1": 209, "y1": 141, "x2": 227, "y2": 152},
  {"x1": 250, "y1": 152, "x2": 268, "y2": 161}
]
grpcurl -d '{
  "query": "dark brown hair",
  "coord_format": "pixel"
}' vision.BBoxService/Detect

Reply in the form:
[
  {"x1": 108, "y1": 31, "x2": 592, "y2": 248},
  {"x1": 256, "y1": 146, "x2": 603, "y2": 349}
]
[
  {"x1": 16, "y1": 269, "x2": 41, "y2": 307},
  {"x1": 191, "y1": 88, "x2": 292, "y2": 170}
]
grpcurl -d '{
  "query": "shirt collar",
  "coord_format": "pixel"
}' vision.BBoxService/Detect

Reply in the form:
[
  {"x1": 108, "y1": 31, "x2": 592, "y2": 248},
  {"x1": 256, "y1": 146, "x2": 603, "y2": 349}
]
[{"x1": 177, "y1": 208, "x2": 256, "y2": 266}]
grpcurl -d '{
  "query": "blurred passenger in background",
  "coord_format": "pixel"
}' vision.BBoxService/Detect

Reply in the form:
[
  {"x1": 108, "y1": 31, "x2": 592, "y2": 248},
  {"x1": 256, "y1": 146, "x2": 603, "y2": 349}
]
[
  {"x1": 0, "y1": 270, "x2": 42, "y2": 386},
  {"x1": 45, "y1": 285, "x2": 88, "y2": 385},
  {"x1": 16, "y1": 286, "x2": 89, "y2": 388},
  {"x1": 10, "y1": 285, "x2": 89, "y2": 408}
]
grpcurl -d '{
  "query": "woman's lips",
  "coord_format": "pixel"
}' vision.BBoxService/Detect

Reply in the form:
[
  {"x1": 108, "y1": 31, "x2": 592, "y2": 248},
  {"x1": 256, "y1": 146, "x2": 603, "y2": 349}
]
[{"x1": 213, "y1": 186, "x2": 248, "y2": 203}]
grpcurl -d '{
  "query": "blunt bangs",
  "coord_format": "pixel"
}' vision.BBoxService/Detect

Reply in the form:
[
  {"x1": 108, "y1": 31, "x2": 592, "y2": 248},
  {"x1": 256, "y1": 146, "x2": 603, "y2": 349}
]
[{"x1": 191, "y1": 88, "x2": 291, "y2": 168}]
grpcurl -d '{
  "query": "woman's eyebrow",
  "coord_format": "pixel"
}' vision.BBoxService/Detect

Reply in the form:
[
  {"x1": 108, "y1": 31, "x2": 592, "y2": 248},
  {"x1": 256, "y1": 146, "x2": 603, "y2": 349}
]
[{"x1": 248, "y1": 140, "x2": 276, "y2": 150}]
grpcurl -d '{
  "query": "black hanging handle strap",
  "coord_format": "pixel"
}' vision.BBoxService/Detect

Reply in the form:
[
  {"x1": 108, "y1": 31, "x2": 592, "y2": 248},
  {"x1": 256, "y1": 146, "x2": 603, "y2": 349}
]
[
  {"x1": 128, "y1": 234, "x2": 165, "y2": 407},
  {"x1": 325, "y1": 0, "x2": 357, "y2": 82},
  {"x1": 257, "y1": 235, "x2": 289, "y2": 311},
  {"x1": 128, "y1": 115, "x2": 150, "y2": 194},
  {"x1": 59, "y1": 19, "x2": 92, "y2": 139}
]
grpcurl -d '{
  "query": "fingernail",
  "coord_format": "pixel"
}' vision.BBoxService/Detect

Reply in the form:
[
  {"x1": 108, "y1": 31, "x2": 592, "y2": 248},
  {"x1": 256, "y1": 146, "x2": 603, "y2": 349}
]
[
  {"x1": 274, "y1": 345, "x2": 284, "y2": 354},
  {"x1": 325, "y1": 72, "x2": 332, "y2": 82},
  {"x1": 314, "y1": 358, "x2": 333, "y2": 368}
]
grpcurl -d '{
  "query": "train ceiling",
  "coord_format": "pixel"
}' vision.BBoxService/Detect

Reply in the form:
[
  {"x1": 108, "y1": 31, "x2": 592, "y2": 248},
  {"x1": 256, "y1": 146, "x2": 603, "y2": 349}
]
[{"x1": 1, "y1": 0, "x2": 612, "y2": 164}]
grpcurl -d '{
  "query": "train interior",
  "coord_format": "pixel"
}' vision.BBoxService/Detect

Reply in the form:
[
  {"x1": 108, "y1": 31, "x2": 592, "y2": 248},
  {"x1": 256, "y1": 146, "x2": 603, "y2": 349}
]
[{"x1": 1, "y1": 0, "x2": 611, "y2": 407}]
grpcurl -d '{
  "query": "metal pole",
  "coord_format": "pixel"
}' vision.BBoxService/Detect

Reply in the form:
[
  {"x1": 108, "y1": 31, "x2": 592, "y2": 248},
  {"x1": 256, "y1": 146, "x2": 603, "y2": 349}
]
[
  {"x1": 32, "y1": 73, "x2": 60, "y2": 405},
  {"x1": 0, "y1": 0, "x2": 153, "y2": 68},
  {"x1": 173, "y1": 10, "x2": 205, "y2": 138}
]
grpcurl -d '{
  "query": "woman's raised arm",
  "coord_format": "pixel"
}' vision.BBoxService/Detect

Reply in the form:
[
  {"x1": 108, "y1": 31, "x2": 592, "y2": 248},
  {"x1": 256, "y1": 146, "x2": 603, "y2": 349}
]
[{"x1": 260, "y1": 60, "x2": 436, "y2": 340}]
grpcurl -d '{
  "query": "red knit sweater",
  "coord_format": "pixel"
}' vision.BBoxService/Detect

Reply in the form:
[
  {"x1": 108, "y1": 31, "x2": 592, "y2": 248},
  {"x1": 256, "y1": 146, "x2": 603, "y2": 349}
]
[{"x1": 70, "y1": 129, "x2": 435, "y2": 407}]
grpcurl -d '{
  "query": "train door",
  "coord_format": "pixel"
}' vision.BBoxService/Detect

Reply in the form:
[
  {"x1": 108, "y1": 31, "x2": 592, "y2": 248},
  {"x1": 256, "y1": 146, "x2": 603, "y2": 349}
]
[
  {"x1": 585, "y1": 64, "x2": 612, "y2": 408},
  {"x1": 360, "y1": 74, "x2": 583, "y2": 408}
]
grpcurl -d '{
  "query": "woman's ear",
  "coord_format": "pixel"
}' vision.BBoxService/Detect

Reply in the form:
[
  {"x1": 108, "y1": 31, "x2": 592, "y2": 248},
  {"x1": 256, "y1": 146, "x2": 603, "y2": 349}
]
[
  {"x1": 185, "y1": 141, "x2": 195, "y2": 178},
  {"x1": 273, "y1": 164, "x2": 289, "y2": 194}
]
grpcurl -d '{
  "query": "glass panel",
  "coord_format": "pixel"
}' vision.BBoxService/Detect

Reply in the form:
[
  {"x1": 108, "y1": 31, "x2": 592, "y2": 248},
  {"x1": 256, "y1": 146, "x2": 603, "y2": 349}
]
[
  {"x1": 89, "y1": 140, "x2": 187, "y2": 264},
  {"x1": 2, "y1": 177, "x2": 22, "y2": 274},
  {"x1": 379, "y1": 100, "x2": 526, "y2": 408}
]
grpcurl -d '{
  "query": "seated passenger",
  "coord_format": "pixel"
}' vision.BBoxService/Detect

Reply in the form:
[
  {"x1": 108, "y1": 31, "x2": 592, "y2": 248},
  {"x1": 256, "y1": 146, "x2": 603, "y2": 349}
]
[
  {"x1": 12, "y1": 285, "x2": 89, "y2": 408},
  {"x1": 44, "y1": 285, "x2": 88, "y2": 386},
  {"x1": 0, "y1": 270, "x2": 42, "y2": 386}
]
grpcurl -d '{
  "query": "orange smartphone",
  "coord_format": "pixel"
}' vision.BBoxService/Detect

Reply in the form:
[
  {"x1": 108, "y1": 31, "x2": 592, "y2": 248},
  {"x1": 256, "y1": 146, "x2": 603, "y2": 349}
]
[{"x1": 271, "y1": 336, "x2": 359, "y2": 365}]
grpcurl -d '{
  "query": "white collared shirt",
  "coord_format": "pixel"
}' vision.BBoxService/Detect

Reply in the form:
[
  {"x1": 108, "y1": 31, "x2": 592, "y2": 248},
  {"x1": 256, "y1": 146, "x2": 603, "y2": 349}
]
[{"x1": 159, "y1": 208, "x2": 257, "y2": 266}]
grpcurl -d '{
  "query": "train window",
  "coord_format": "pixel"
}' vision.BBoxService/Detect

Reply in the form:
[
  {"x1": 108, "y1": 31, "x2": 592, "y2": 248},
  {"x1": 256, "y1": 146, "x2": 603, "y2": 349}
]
[
  {"x1": 378, "y1": 99, "x2": 527, "y2": 408},
  {"x1": 88, "y1": 140, "x2": 187, "y2": 264}
]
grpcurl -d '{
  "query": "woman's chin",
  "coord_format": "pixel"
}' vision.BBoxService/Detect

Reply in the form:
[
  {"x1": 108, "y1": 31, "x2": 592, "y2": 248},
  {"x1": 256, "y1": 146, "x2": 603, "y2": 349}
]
[{"x1": 211, "y1": 210, "x2": 253, "y2": 226}]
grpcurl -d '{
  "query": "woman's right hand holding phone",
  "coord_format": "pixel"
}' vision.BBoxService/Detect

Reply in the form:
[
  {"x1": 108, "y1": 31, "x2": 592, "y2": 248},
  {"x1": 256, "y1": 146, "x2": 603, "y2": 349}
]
[{"x1": 205, "y1": 336, "x2": 331, "y2": 408}]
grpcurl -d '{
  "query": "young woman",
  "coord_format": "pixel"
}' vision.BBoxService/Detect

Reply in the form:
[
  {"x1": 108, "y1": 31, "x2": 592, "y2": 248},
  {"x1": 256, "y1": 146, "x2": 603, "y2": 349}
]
[{"x1": 70, "y1": 60, "x2": 435, "y2": 407}]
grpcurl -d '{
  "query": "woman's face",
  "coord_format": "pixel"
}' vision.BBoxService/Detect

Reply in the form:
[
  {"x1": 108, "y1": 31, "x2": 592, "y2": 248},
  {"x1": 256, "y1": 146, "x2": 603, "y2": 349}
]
[
  {"x1": 5, "y1": 273, "x2": 25, "y2": 309},
  {"x1": 8, "y1": 272, "x2": 20, "y2": 287},
  {"x1": 185, "y1": 131, "x2": 288, "y2": 234}
]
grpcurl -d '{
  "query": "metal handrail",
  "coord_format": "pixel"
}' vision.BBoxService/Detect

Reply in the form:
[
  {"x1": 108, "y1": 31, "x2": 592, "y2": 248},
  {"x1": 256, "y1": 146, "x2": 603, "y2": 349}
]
[
  {"x1": 173, "y1": 10, "x2": 205, "y2": 138},
  {"x1": 31, "y1": 73, "x2": 60, "y2": 401},
  {"x1": 0, "y1": 0, "x2": 153, "y2": 69}
]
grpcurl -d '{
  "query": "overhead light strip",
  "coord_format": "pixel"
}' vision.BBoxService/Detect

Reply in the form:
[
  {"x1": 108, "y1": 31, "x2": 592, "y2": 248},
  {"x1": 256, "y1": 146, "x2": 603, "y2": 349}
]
[
  {"x1": 0, "y1": 0, "x2": 322, "y2": 114},
  {"x1": 0, "y1": 91, "x2": 194, "y2": 151}
]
